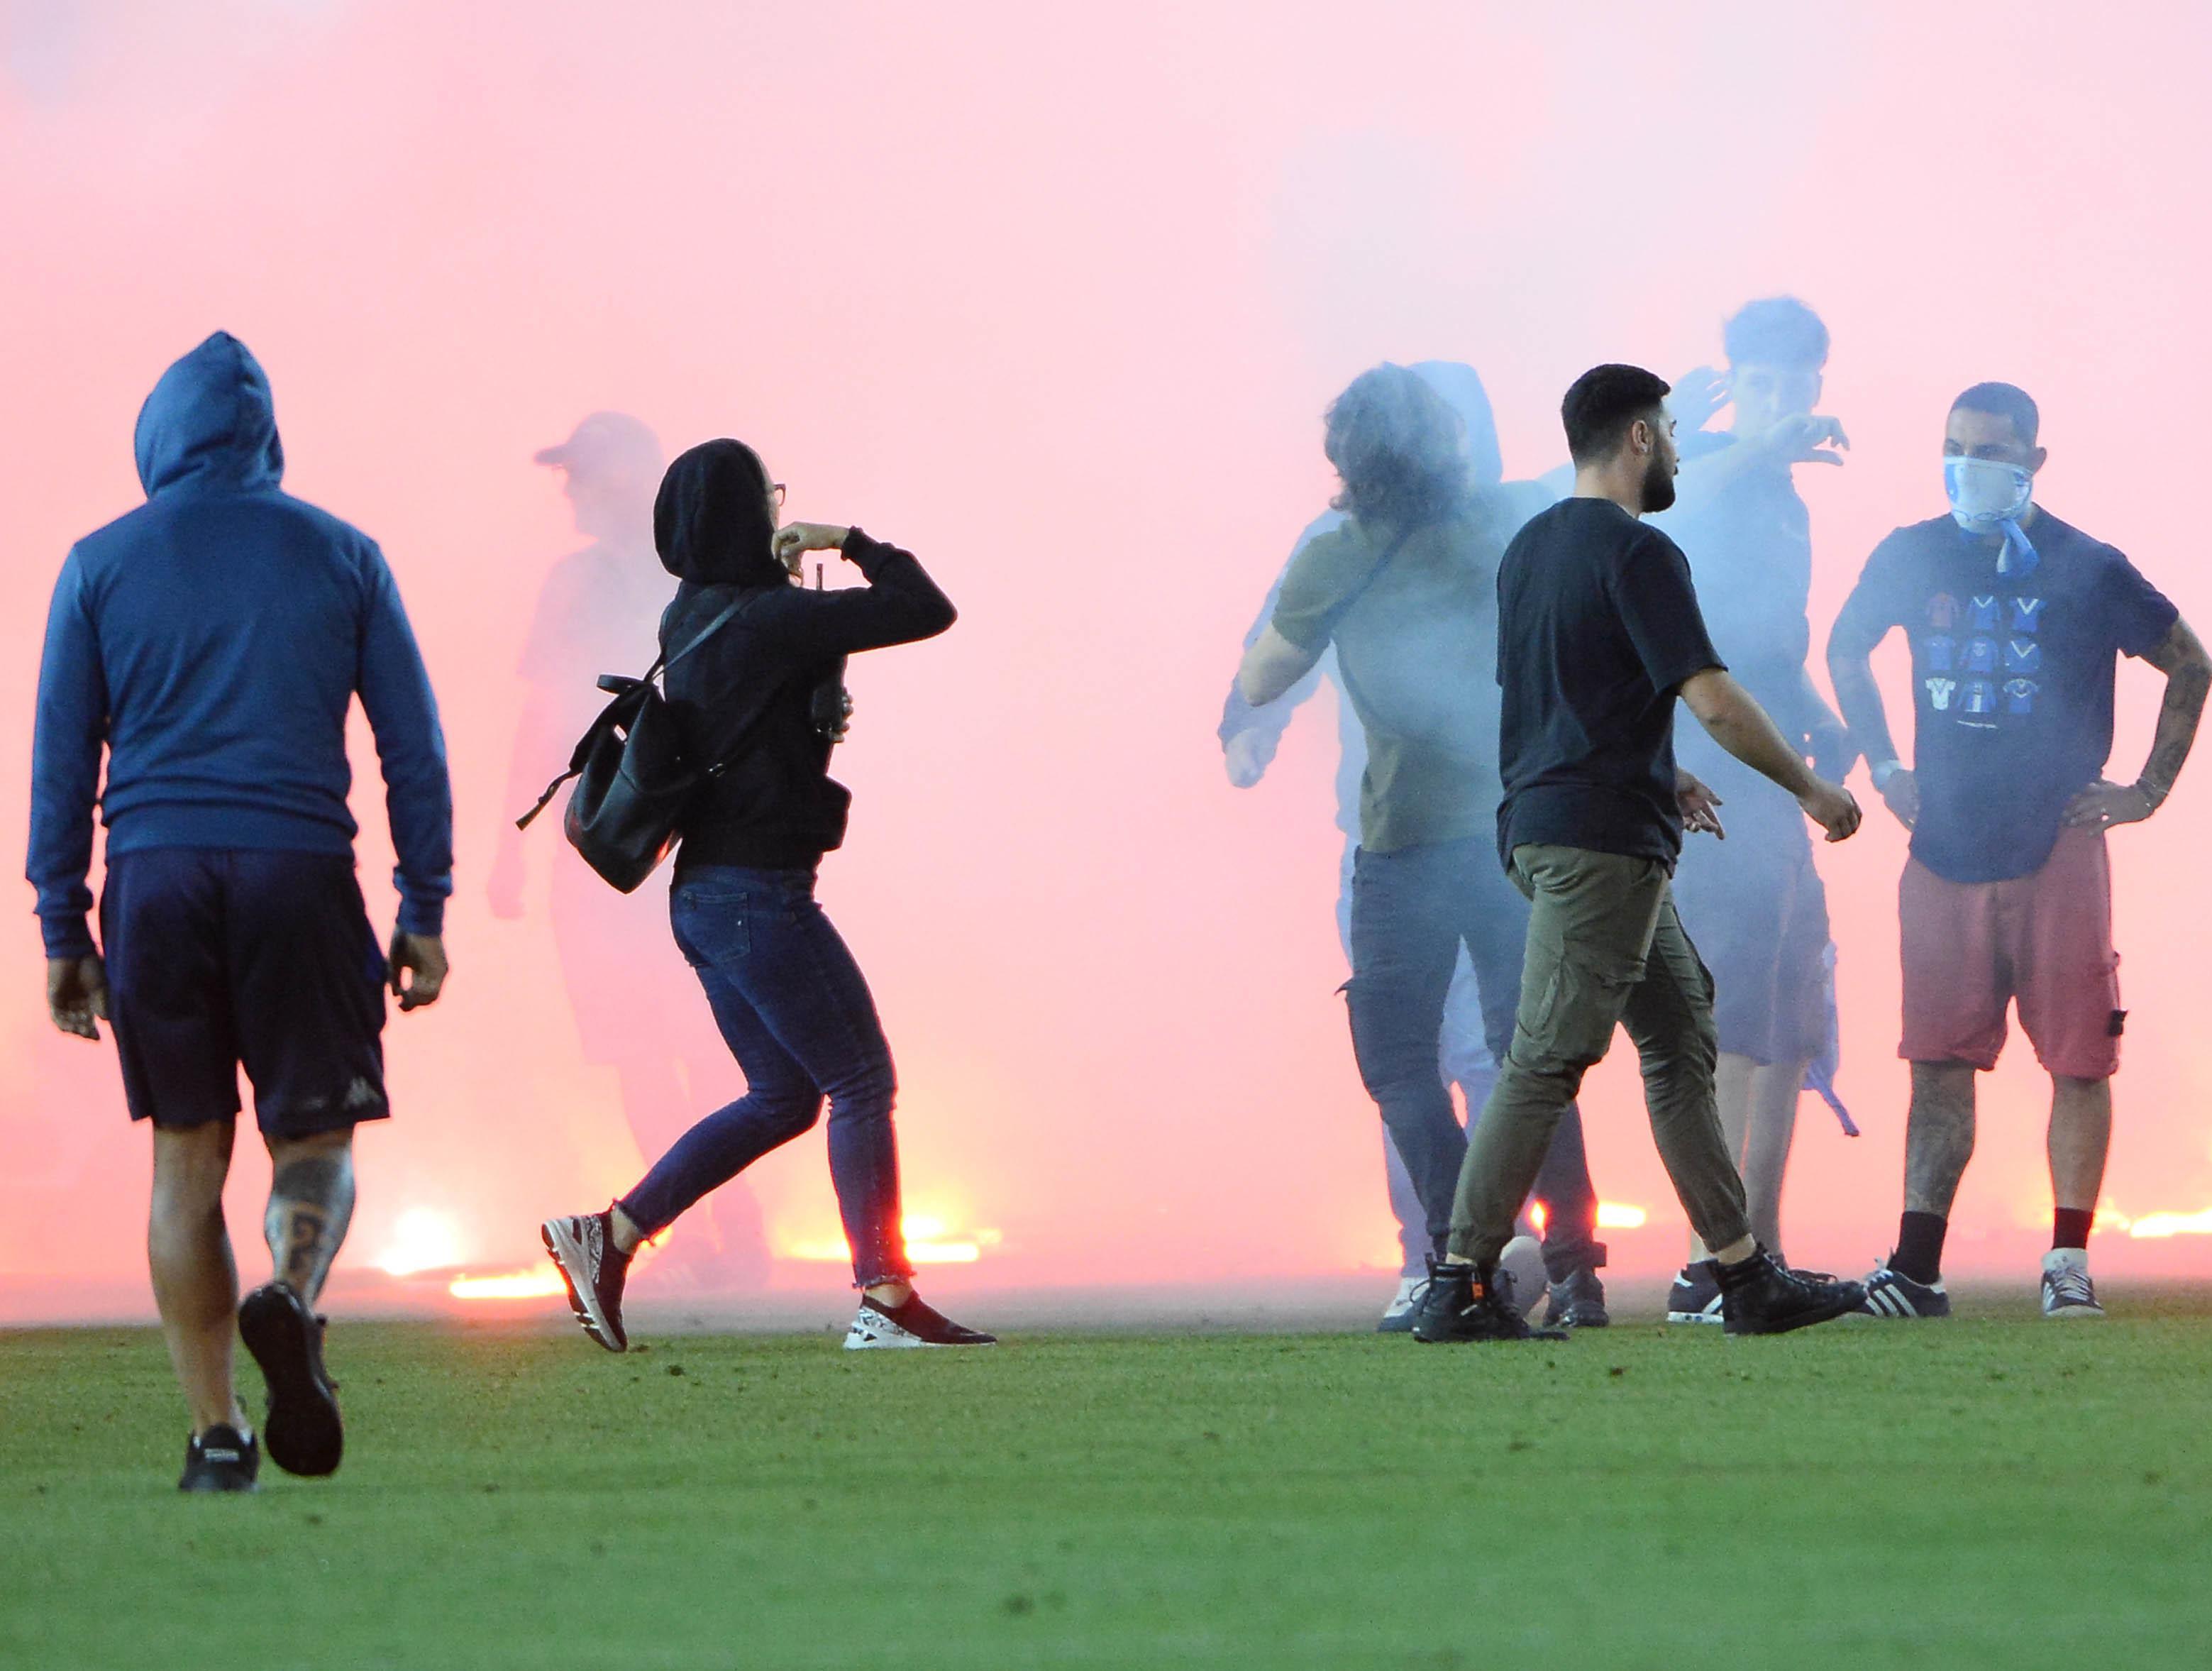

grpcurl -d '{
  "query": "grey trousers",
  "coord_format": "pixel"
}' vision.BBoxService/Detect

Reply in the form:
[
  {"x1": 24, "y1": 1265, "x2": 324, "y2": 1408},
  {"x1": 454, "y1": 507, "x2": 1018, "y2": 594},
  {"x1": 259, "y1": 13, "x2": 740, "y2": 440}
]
[{"x1": 1447, "y1": 844, "x2": 1753, "y2": 1265}]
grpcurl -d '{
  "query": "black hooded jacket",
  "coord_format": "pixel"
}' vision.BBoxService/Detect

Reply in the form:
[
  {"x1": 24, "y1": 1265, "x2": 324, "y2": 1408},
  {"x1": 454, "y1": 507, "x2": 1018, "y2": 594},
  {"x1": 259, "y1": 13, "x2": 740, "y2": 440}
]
[{"x1": 654, "y1": 441, "x2": 956, "y2": 871}]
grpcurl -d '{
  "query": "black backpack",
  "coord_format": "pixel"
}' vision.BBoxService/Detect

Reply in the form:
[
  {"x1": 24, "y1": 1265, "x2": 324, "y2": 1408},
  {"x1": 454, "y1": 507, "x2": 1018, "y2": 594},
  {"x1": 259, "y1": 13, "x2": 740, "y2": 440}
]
[{"x1": 514, "y1": 590, "x2": 773, "y2": 892}]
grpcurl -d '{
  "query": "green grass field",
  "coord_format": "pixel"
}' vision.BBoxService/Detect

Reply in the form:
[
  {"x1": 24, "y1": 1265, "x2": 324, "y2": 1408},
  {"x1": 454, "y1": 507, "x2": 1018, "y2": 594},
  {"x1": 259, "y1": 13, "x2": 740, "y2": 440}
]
[{"x1": 3, "y1": 1289, "x2": 2208, "y2": 1670}]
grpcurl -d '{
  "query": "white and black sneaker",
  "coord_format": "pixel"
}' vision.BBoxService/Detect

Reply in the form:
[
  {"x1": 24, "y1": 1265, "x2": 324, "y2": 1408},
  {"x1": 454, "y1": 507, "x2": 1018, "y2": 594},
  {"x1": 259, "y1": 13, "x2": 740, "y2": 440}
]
[
  {"x1": 1857, "y1": 1259, "x2": 1951, "y2": 1319},
  {"x1": 1378, "y1": 1273, "x2": 1429, "y2": 1334},
  {"x1": 542, "y1": 1208, "x2": 631, "y2": 1352},
  {"x1": 1666, "y1": 1264, "x2": 1725, "y2": 1324},
  {"x1": 2040, "y1": 1249, "x2": 2106, "y2": 1318},
  {"x1": 178, "y1": 1423, "x2": 260, "y2": 1493},
  {"x1": 844, "y1": 1292, "x2": 997, "y2": 1349}
]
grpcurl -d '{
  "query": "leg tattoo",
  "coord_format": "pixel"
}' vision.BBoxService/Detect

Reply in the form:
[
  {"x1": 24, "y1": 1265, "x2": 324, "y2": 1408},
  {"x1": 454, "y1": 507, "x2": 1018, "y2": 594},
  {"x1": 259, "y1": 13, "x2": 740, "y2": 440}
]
[
  {"x1": 265, "y1": 1147, "x2": 356, "y2": 1305},
  {"x1": 1903, "y1": 1061, "x2": 1976, "y2": 1218}
]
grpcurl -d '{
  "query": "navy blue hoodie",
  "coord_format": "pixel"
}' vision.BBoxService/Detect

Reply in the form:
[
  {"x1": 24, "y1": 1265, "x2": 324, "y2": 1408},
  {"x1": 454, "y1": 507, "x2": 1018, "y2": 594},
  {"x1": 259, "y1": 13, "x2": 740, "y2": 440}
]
[{"x1": 28, "y1": 332, "x2": 453, "y2": 959}]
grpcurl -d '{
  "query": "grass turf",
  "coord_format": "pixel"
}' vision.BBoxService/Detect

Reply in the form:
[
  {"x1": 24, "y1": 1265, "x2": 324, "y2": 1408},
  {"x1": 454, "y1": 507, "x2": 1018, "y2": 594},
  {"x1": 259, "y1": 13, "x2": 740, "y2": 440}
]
[{"x1": 2, "y1": 1289, "x2": 2208, "y2": 1670}]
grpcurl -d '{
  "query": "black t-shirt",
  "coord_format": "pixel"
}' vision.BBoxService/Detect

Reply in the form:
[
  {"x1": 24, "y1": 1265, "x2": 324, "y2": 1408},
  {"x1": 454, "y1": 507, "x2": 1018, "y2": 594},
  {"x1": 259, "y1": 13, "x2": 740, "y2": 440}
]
[
  {"x1": 1829, "y1": 510, "x2": 2177, "y2": 883},
  {"x1": 1495, "y1": 497, "x2": 1725, "y2": 867}
]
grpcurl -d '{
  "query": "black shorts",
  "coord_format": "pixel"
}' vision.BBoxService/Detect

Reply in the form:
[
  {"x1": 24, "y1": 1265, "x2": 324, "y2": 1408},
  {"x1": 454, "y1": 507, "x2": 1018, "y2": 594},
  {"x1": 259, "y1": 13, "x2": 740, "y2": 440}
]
[
  {"x1": 1671, "y1": 817, "x2": 1833, "y2": 1069},
  {"x1": 100, "y1": 848, "x2": 391, "y2": 1135}
]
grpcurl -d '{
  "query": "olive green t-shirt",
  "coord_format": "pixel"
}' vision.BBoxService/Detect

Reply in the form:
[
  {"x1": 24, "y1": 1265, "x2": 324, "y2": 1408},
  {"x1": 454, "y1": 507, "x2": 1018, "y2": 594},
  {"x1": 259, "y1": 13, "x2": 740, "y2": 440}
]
[{"x1": 1271, "y1": 506, "x2": 1509, "y2": 854}]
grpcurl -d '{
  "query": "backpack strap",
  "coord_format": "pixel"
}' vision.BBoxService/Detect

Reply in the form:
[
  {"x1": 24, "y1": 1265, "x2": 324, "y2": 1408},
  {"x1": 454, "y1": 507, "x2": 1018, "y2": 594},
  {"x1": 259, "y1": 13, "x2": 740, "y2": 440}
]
[{"x1": 513, "y1": 588, "x2": 773, "y2": 830}]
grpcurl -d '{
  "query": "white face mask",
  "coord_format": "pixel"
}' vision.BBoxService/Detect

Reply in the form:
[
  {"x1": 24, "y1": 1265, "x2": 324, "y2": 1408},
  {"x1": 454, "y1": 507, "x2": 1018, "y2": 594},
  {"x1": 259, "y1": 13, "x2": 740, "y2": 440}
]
[
  {"x1": 1944, "y1": 455, "x2": 2039, "y2": 573},
  {"x1": 1945, "y1": 455, "x2": 2033, "y2": 531}
]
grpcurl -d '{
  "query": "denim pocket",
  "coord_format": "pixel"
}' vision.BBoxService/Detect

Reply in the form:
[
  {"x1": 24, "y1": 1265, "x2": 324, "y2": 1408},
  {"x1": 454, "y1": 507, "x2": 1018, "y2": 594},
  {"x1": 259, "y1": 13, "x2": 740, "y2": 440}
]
[{"x1": 671, "y1": 888, "x2": 753, "y2": 966}]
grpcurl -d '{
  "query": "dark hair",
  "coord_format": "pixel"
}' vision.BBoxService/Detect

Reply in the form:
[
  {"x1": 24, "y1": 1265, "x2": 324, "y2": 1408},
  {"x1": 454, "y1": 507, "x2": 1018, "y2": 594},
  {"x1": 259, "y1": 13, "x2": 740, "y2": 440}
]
[
  {"x1": 1950, "y1": 381, "x2": 2040, "y2": 447},
  {"x1": 1561, "y1": 363, "x2": 1671, "y2": 466},
  {"x1": 1324, "y1": 363, "x2": 1473, "y2": 527},
  {"x1": 1722, "y1": 297, "x2": 1830, "y2": 369}
]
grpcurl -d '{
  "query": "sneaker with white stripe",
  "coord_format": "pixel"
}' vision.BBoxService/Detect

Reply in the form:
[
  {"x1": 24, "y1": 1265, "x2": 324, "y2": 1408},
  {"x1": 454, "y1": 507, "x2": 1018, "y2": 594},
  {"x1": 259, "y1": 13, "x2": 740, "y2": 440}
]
[
  {"x1": 1377, "y1": 1274, "x2": 1428, "y2": 1334},
  {"x1": 1666, "y1": 1264, "x2": 1725, "y2": 1324},
  {"x1": 1857, "y1": 1259, "x2": 1951, "y2": 1319},
  {"x1": 844, "y1": 1292, "x2": 997, "y2": 1349},
  {"x1": 2040, "y1": 1249, "x2": 2105, "y2": 1318}
]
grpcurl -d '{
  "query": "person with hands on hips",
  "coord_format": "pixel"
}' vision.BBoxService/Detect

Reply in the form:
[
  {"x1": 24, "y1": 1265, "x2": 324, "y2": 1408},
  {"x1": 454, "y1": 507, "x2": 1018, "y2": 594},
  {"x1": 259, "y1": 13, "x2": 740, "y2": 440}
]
[{"x1": 1827, "y1": 381, "x2": 2210, "y2": 1322}]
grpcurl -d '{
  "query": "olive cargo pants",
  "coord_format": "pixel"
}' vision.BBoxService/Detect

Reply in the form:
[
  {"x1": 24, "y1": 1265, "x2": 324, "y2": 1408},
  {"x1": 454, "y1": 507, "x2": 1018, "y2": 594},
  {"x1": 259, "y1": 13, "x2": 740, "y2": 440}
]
[{"x1": 1447, "y1": 844, "x2": 1753, "y2": 1265}]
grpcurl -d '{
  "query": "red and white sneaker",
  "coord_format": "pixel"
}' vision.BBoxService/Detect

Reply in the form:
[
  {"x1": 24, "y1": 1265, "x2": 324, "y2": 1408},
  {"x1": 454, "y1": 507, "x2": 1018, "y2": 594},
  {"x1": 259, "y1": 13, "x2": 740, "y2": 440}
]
[{"x1": 541, "y1": 1210, "x2": 632, "y2": 1352}]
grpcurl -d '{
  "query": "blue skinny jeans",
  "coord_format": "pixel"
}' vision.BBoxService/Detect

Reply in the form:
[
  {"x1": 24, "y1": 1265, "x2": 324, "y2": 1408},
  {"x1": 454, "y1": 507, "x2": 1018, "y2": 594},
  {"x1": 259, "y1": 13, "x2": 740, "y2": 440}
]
[{"x1": 619, "y1": 866, "x2": 912, "y2": 1287}]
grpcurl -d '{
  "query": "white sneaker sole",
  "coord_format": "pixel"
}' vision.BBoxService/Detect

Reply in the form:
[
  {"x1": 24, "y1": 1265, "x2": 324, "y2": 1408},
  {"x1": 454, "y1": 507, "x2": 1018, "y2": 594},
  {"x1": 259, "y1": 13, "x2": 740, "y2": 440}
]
[
  {"x1": 541, "y1": 1218, "x2": 624, "y2": 1352},
  {"x1": 1666, "y1": 1308, "x2": 1724, "y2": 1325},
  {"x1": 2042, "y1": 1303, "x2": 2106, "y2": 1319},
  {"x1": 841, "y1": 1305, "x2": 997, "y2": 1350}
]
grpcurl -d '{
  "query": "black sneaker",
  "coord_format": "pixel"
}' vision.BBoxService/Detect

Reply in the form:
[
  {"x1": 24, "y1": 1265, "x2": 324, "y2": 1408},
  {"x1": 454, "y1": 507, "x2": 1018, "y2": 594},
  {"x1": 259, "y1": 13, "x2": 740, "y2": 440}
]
[
  {"x1": 1713, "y1": 1247, "x2": 1864, "y2": 1337},
  {"x1": 1409, "y1": 1257, "x2": 1568, "y2": 1344},
  {"x1": 178, "y1": 1423, "x2": 260, "y2": 1494},
  {"x1": 542, "y1": 1209, "x2": 631, "y2": 1352},
  {"x1": 1666, "y1": 1264, "x2": 1725, "y2": 1325},
  {"x1": 1542, "y1": 1267, "x2": 1610, "y2": 1329},
  {"x1": 238, "y1": 1284, "x2": 343, "y2": 1477},
  {"x1": 844, "y1": 1291, "x2": 997, "y2": 1349},
  {"x1": 1857, "y1": 1258, "x2": 1952, "y2": 1319}
]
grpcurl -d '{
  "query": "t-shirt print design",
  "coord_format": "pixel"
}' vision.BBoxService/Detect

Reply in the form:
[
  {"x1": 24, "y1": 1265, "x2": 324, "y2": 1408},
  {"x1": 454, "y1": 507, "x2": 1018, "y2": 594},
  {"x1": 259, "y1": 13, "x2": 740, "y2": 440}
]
[{"x1": 1923, "y1": 588, "x2": 2042, "y2": 727}]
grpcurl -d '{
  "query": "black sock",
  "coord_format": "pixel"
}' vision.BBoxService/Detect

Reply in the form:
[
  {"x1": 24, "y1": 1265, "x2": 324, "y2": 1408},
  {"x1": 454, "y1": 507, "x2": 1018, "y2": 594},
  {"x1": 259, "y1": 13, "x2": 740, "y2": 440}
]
[
  {"x1": 2052, "y1": 1207, "x2": 2094, "y2": 1252},
  {"x1": 1892, "y1": 1211, "x2": 1947, "y2": 1285}
]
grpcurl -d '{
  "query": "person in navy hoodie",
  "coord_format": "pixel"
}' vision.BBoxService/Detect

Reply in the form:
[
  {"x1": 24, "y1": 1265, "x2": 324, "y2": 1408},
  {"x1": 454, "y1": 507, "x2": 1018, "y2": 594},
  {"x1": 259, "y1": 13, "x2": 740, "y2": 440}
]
[{"x1": 28, "y1": 332, "x2": 454, "y2": 1491}]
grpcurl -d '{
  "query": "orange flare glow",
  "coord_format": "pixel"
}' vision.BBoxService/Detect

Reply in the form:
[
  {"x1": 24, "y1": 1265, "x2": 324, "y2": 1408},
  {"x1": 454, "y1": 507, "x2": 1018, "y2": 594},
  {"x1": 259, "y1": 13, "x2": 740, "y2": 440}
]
[
  {"x1": 377, "y1": 1208, "x2": 465, "y2": 1276},
  {"x1": 2127, "y1": 1207, "x2": 2212, "y2": 1239},
  {"x1": 448, "y1": 1265, "x2": 566, "y2": 1300},
  {"x1": 1596, "y1": 1201, "x2": 1648, "y2": 1230},
  {"x1": 780, "y1": 1215, "x2": 999, "y2": 1266}
]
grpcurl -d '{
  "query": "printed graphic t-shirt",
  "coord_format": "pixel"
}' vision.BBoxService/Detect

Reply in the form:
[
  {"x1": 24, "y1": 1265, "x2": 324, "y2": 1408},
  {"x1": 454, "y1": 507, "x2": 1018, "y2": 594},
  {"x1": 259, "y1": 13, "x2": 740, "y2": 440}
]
[
  {"x1": 1271, "y1": 506, "x2": 1508, "y2": 854},
  {"x1": 1828, "y1": 509, "x2": 2177, "y2": 883},
  {"x1": 1495, "y1": 497, "x2": 1725, "y2": 867}
]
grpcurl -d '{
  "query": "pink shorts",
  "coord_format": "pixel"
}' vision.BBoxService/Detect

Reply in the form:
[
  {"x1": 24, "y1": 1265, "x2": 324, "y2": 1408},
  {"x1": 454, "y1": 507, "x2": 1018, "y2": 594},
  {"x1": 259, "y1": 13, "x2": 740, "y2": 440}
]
[{"x1": 1899, "y1": 827, "x2": 2123, "y2": 1080}]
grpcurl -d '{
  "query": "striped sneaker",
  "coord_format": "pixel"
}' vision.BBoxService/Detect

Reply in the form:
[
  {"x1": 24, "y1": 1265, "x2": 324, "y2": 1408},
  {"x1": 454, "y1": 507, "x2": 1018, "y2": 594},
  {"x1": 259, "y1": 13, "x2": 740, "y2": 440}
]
[
  {"x1": 1857, "y1": 1259, "x2": 1951, "y2": 1319},
  {"x1": 2040, "y1": 1249, "x2": 2105, "y2": 1318},
  {"x1": 844, "y1": 1292, "x2": 997, "y2": 1349},
  {"x1": 1666, "y1": 1264, "x2": 1725, "y2": 1324}
]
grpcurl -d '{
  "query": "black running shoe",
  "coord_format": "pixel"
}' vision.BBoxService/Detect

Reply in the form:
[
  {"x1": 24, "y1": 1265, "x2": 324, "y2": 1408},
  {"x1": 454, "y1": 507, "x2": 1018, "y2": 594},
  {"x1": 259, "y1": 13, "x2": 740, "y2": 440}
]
[
  {"x1": 542, "y1": 1209, "x2": 631, "y2": 1352},
  {"x1": 1666, "y1": 1264, "x2": 1725, "y2": 1325},
  {"x1": 1857, "y1": 1258, "x2": 1952, "y2": 1319},
  {"x1": 1713, "y1": 1247, "x2": 1865, "y2": 1337},
  {"x1": 178, "y1": 1423, "x2": 260, "y2": 1494},
  {"x1": 238, "y1": 1284, "x2": 343, "y2": 1477},
  {"x1": 844, "y1": 1291, "x2": 997, "y2": 1349},
  {"x1": 1542, "y1": 1267, "x2": 1610, "y2": 1329},
  {"x1": 1410, "y1": 1257, "x2": 1568, "y2": 1344}
]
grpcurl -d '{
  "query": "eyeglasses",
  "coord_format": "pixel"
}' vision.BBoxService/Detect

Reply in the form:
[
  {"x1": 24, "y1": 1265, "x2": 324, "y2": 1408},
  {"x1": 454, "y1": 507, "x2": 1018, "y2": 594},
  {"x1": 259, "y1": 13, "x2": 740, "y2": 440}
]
[{"x1": 771, "y1": 482, "x2": 787, "y2": 507}]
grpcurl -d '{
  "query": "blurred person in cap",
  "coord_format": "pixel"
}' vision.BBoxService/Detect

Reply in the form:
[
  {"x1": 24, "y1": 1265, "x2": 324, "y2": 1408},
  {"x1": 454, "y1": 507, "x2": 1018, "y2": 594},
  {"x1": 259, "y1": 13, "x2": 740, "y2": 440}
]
[
  {"x1": 539, "y1": 437, "x2": 993, "y2": 1351},
  {"x1": 490, "y1": 412, "x2": 770, "y2": 1289},
  {"x1": 30, "y1": 331, "x2": 453, "y2": 1489}
]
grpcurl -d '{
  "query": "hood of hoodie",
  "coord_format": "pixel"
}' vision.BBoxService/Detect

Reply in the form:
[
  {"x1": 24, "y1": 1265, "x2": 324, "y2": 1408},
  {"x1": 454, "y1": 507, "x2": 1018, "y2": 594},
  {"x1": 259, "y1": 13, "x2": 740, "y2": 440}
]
[
  {"x1": 655, "y1": 439, "x2": 785, "y2": 588},
  {"x1": 1409, "y1": 360, "x2": 1503, "y2": 488},
  {"x1": 133, "y1": 332, "x2": 285, "y2": 498}
]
